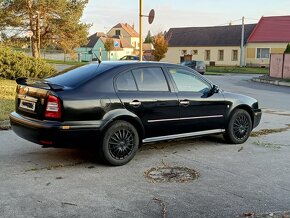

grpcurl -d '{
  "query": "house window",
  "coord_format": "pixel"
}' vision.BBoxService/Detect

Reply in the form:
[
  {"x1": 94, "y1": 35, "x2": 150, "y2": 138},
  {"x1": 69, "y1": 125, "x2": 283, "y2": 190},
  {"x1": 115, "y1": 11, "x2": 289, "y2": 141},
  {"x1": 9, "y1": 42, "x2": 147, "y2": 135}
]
[
  {"x1": 218, "y1": 50, "x2": 224, "y2": 61},
  {"x1": 181, "y1": 50, "x2": 187, "y2": 55},
  {"x1": 115, "y1": 30, "x2": 121, "y2": 35},
  {"x1": 192, "y1": 50, "x2": 198, "y2": 55},
  {"x1": 205, "y1": 50, "x2": 210, "y2": 61},
  {"x1": 232, "y1": 50, "x2": 238, "y2": 61},
  {"x1": 256, "y1": 48, "x2": 270, "y2": 59}
]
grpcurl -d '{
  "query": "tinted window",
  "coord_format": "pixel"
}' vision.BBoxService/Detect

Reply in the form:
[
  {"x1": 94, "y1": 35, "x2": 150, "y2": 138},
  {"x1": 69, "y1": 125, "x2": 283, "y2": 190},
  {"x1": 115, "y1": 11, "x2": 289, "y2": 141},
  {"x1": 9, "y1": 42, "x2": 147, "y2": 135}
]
[
  {"x1": 132, "y1": 67, "x2": 169, "y2": 92},
  {"x1": 116, "y1": 71, "x2": 137, "y2": 91},
  {"x1": 196, "y1": 61, "x2": 205, "y2": 67},
  {"x1": 46, "y1": 64, "x2": 114, "y2": 88},
  {"x1": 169, "y1": 68, "x2": 210, "y2": 93}
]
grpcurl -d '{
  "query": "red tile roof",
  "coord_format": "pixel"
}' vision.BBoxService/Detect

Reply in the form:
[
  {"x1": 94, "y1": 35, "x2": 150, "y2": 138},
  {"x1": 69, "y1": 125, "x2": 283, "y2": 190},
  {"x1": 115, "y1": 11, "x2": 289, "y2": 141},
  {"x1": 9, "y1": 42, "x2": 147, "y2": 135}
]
[
  {"x1": 100, "y1": 36, "x2": 133, "y2": 50},
  {"x1": 248, "y1": 16, "x2": 290, "y2": 43},
  {"x1": 112, "y1": 23, "x2": 139, "y2": 37}
]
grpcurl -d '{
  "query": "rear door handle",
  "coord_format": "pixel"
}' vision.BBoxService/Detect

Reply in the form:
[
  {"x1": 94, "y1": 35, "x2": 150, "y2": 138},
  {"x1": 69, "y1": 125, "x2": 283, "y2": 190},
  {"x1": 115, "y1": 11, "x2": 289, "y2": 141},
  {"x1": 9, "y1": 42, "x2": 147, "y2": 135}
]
[
  {"x1": 129, "y1": 100, "x2": 141, "y2": 107},
  {"x1": 179, "y1": 100, "x2": 190, "y2": 106}
]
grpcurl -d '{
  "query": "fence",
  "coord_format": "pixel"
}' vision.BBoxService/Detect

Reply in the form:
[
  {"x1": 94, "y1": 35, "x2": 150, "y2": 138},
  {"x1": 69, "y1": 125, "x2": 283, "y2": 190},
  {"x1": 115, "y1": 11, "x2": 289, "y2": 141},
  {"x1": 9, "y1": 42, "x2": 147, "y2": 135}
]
[
  {"x1": 13, "y1": 48, "x2": 75, "y2": 62},
  {"x1": 270, "y1": 53, "x2": 290, "y2": 79}
]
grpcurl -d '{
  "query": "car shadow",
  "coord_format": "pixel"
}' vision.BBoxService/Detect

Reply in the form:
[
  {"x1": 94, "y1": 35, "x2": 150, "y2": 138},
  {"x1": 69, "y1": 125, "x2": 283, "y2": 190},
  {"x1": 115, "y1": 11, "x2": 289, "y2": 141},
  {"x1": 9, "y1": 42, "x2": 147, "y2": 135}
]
[{"x1": 17, "y1": 134, "x2": 226, "y2": 170}]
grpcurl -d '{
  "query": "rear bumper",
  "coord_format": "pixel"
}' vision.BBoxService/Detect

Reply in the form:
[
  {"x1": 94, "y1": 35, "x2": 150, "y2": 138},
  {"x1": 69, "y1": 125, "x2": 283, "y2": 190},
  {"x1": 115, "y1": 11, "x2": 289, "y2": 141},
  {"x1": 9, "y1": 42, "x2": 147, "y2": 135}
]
[
  {"x1": 9, "y1": 112, "x2": 102, "y2": 147},
  {"x1": 253, "y1": 109, "x2": 262, "y2": 129}
]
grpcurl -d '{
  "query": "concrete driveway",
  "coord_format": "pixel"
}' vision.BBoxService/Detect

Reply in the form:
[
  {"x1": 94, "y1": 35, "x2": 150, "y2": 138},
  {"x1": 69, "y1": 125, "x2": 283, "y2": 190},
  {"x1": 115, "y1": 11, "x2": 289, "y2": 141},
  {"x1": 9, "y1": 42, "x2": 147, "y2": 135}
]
[
  {"x1": 1, "y1": 74, "x2": 290, "y2": 217},
  {"x1": 1, "y1": 110, "x2": 290, "y2": 217}
]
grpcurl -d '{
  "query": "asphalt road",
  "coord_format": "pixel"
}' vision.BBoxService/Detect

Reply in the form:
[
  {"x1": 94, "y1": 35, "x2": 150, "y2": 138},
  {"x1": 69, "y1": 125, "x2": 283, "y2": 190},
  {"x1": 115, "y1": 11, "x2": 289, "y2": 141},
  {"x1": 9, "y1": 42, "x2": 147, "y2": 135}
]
[
  {"x1": 1, "y1": 74, "x2": 290, "y2": 218},
  {"x1": 206, "y1": 74, "x2": 290, "y2": 111}
]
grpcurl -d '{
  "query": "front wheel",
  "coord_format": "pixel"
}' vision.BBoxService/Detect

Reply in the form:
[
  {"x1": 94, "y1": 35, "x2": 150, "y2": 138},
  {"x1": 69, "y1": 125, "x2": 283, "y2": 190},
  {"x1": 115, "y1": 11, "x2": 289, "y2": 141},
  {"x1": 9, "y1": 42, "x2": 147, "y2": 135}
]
[
  {"x1": 224, "y1": 109, "x2": 252, "y2": 144},
  {"x1": 99, "y1": 121, "x2": 139, "y2": 166}
]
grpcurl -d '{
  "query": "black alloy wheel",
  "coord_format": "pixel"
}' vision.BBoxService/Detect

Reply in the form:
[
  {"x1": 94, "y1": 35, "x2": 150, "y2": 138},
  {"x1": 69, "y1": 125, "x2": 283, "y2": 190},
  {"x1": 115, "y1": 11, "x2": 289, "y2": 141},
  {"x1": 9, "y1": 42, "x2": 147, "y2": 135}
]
[
  {"x1": 108, "y1": 129, "x2": 135, "y2": 160},
  {"x1": 224, "y1": 109, "x2": 252, "y2": 144},
  {"x1": 100, "y1": 121, "x2": 139, "y2": 166}
]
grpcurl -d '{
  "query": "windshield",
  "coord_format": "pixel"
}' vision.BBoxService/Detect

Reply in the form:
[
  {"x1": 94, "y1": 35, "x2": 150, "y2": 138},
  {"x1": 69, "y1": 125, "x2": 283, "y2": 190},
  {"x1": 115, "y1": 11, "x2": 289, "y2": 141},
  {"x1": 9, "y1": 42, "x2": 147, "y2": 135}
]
[{"x1": 196, "y1": 61, "x2": 205, "y2": 67}]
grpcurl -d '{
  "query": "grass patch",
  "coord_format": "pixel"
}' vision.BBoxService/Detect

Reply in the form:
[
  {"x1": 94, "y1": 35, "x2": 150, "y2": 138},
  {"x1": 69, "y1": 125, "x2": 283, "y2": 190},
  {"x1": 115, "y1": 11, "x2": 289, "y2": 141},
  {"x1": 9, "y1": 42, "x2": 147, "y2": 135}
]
[
  {"x1": 207, "y1": 66, "x2": 269, "y2": 74},
  {"x1": 0, "y1": 79, "x2": 16, "y2": 121},
  {"x1": 45, "y1": 59, "x2": 87, "y2": 66},
  {"x1": 251, "y1": 125, "x2": 290, "y2": 137},
  {"x1": 205, "y1": 71, "x2": 225, "y2": 75}
]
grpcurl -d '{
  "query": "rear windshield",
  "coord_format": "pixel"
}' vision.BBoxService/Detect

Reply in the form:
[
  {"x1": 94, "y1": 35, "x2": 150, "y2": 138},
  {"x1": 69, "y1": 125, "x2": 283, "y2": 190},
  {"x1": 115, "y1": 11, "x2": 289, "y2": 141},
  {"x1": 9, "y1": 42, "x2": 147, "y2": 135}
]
[{"x1": 46, "y1": 63, "x2": 114, "y2": 88}]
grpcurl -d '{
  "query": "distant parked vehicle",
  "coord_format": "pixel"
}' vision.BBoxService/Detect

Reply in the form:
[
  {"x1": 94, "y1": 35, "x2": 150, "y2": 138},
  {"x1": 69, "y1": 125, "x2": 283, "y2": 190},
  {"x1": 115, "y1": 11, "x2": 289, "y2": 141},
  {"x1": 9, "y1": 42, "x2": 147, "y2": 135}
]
[
  {"x1": 181, "y1": 60, "x2": 206, "y2": 75},
  {"x1": 120, "y1": 55, "x2": 140, "y2": 61},
  {"x1": 120, "y1": 55, "x2": 147, "y2": 61}
]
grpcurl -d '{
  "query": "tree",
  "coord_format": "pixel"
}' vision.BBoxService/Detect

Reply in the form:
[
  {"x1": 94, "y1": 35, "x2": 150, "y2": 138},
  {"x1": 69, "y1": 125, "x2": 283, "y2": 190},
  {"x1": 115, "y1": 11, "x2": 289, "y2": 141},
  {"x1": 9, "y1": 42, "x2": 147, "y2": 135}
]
[
  {"x1": 285, "y1": 43, "x2": 290, "y2": 54},
  {"x1": 152, "y1": 32, "x2": 168, "y2": 61},
  {"x1": 104, "y1": 38, "x2": 114, "y2": 61},
  {"x1": 0, "y1": 0, "x2": 90, "y2": 58},
  {"x1": 144, "y1": 30, "x2": 152, "y2": 43}
]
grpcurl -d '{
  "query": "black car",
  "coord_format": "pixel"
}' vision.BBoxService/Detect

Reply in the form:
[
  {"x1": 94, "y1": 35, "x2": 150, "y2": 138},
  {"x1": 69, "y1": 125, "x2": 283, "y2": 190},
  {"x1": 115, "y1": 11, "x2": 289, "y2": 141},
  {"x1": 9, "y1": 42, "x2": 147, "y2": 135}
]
[
  {"x1": 181, "y1": 60, "x2": 206, "y2": 74},
  {"x1": 10, "y1": 61, "x2": 262, "y2": 166}
]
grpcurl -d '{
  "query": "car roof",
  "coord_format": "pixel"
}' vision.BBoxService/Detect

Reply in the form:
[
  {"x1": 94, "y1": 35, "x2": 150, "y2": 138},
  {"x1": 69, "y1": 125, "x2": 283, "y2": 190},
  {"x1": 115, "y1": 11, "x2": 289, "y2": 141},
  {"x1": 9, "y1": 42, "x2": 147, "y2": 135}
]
[{"x1": 90, "y1": 61, "x2": 178, "y2": 68}]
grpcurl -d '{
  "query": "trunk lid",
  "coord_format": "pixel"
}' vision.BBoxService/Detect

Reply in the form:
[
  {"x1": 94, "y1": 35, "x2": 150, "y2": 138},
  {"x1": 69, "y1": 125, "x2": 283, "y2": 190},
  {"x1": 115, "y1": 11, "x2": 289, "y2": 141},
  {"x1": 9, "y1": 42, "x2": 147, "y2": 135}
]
[{"x1": 15, "y1": 78, "x2": 63, "y2": 120}]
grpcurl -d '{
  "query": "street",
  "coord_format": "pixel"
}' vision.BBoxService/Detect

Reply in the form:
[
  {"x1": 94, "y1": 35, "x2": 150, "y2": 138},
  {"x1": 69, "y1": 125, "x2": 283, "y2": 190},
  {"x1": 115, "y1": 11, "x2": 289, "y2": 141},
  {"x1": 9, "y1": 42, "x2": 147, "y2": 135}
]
[
  {"x1": 1, "y1": 74, "x2": 290, "y2": 218},
  {"x1": 206, "y1": 74, "x2": 290, "y2": 111}
]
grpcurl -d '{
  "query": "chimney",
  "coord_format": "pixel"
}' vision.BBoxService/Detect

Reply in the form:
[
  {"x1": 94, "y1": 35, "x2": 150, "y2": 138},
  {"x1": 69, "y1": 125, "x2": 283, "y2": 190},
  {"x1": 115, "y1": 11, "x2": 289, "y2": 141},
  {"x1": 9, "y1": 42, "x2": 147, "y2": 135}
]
[{"x1": 132, "y1": 23, "x2": 135, "y2": 30}]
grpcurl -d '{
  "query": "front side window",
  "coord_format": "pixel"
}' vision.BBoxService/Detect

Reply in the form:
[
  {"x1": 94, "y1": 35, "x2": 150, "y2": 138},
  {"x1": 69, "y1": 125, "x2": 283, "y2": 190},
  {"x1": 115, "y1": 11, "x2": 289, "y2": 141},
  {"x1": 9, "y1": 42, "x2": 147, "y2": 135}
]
[
  {"x1": 169, "y1": 68, "x2": 210, "y2": 93},
  {"x1": 257, "y1": 48, "x2": 270, "y2": 59},
  {"x1": 131, "y1": 67, "x2": 169, "y2": 92},
  {"x1": 218, "y1": 50, "x2": 224, "y2": 61}
]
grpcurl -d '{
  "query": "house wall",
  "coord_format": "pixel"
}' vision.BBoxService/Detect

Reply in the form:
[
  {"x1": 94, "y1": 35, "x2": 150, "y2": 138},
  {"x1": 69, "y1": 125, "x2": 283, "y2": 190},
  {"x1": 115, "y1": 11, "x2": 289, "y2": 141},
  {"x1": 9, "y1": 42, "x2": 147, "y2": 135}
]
[
  {"x1": 107, "y1": 28, "x2": 140, "y2": 50},
  {"x1": 246, "y1": 42, "x2": 288, "y2": 67},
  {"x1": 77, "y1": 39, "x2": 134, "y2": 62},
  {"x1": 162, "y1": 46, "x2": 242, "y2": 66}
]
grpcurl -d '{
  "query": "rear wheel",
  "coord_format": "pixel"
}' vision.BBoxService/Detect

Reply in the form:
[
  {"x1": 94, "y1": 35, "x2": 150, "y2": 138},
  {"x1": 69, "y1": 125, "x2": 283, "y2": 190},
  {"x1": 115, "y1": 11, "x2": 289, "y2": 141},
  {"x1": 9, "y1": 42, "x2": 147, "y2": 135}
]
[
  {"x1": 224, "y1": 109, "x2": 252, "y2": 144},
  {"x1": 99, "y1": 121, "x2": 139, "y2": 166}
]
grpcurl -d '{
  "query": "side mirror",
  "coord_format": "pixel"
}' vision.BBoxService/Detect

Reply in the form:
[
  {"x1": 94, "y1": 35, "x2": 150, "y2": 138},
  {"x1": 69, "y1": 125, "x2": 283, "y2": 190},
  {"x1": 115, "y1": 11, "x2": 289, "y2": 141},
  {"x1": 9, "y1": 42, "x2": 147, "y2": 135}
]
[{"x1": 211, "y1": 85, "x2": 219, "y2": 93}]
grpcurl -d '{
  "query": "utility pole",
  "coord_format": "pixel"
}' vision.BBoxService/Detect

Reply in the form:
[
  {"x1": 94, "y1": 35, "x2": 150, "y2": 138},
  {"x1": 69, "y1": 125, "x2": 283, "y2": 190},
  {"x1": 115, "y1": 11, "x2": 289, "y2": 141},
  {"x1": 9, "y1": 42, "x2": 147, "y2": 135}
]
[
  {"x1": 139, "y1": 0, "x2": 143, "y2": 61},
  {"x1": 240, "y1": 16, "x2": 245, "y2": 67}
]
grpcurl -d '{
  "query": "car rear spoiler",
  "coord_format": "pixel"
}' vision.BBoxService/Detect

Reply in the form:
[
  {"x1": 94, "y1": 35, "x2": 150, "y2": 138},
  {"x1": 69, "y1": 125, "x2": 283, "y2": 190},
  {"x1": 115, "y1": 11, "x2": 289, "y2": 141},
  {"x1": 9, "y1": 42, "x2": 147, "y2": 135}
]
[{"x1": 16, "y1": 77, "x2": 64, "y2": 91}]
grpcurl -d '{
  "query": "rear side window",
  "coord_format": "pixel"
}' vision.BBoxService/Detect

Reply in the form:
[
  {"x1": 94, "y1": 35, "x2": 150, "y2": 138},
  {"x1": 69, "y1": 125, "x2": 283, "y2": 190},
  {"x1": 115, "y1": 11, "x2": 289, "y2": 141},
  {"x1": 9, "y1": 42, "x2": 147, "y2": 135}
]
[
  {"x1": 46, "y1": 64, "x2": 114, "y2": 88},
  {"x1": 131, "y1": 67, "x2": 169, "y2": 91},
  {"x1": 116, "y1": 71, "x2": 137, "y2": 91}
]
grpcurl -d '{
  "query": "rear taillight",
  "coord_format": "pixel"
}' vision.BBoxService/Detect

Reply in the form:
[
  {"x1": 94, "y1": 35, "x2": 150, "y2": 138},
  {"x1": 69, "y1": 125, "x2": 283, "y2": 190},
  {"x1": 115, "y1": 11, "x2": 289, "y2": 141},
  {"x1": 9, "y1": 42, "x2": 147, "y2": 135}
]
[{"x1": 45, "y1": 95, "x2": 61, "y2": 119}]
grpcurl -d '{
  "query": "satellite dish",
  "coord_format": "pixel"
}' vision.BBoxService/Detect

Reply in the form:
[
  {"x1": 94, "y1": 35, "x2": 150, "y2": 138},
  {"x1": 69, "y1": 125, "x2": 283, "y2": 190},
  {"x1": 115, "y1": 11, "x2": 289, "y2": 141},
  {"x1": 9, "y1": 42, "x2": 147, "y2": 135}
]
[{"x1": 148, "y1": 9, "x2": 155, "y2": 24}]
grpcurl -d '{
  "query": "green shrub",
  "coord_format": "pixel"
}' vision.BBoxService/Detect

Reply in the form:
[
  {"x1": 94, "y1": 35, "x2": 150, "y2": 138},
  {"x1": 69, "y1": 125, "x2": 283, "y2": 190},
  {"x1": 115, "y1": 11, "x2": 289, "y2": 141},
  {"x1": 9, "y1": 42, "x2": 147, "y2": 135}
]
[
  {"x1": 0, "y1": 45, "x2": 56, "y2": 80},
  {"x1": 285, "y1": 43, "x2": 290, "y2": 54}
]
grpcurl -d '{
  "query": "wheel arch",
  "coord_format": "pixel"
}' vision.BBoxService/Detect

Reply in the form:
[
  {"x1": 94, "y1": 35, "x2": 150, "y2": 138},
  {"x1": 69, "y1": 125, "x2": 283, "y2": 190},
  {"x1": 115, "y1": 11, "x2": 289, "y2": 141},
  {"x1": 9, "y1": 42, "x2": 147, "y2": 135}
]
[
  {"x1": 229, "y1": 104, "x2": 255, "y2": 129},
  {"x1": 100, "y1": 111, "x2": 145, "y2": 146}
]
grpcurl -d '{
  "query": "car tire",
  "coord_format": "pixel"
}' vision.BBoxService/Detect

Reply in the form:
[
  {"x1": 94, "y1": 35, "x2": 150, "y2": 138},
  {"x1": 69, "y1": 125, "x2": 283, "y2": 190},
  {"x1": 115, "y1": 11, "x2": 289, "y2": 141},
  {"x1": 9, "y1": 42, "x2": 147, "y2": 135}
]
[
  {"x1": 224, "y1": 109, "x2": 252, "y2": 144},
  {"x1": 99, "y1": 121, "x2": 139, "y2": 166}
]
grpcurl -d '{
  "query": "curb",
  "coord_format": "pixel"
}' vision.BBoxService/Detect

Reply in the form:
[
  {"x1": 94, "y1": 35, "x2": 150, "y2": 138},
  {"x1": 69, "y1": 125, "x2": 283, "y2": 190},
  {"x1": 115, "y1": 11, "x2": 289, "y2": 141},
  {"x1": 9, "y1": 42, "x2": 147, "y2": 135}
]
[{"x1": 252, "y1": 77, "x2": 290, "y2": 87}]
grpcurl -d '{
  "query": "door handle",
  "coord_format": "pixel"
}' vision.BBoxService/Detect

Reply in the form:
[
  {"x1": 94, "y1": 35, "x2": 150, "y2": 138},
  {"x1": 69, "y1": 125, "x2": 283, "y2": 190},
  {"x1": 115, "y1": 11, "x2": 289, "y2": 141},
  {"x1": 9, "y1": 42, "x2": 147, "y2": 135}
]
[
  {"x1": 129, "y1": 100, "x2": 141, "y2": 107},
  {"x1": 179, "y1": 100, "x2": 190, "y2": 106}
]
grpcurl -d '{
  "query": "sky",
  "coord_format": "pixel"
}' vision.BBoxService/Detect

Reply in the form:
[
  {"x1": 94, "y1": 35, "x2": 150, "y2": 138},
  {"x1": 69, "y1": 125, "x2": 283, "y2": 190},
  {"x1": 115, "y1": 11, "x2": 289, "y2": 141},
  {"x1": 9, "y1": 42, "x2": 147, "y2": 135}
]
[{"x1": 81, "y1": 0, "x2": 290, "y2": 37}]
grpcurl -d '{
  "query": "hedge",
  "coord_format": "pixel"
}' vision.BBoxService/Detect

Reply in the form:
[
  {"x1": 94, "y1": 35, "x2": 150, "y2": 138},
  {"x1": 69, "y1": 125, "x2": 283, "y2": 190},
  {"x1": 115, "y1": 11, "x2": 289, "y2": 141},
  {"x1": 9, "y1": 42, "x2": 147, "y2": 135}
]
[{"x1": 0, "y1": 46, "x2": 56, "y2": 80}]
